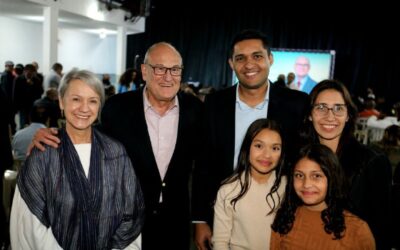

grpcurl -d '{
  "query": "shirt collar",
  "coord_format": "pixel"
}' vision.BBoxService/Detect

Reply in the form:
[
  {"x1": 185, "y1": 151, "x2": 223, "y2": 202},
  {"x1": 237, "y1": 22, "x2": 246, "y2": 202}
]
[
  {"x1": 143, "y1": 86, "x2": 179, "y2": 113},
  {"x1": 235, "y1": 83, "x2": 270, "y2": 110}
]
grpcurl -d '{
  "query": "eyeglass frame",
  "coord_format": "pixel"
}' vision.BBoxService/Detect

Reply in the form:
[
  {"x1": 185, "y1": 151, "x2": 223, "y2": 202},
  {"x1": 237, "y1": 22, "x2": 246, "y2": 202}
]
[
  {"x1": 146, "y1": 64, "x2": 184, "y2": 76},
  {"x1": 295, "y1": 63, "x2": 310, "y2": 67},
  {"x1": 312, "y1": 103, "x2": 348, "y2": 117}
]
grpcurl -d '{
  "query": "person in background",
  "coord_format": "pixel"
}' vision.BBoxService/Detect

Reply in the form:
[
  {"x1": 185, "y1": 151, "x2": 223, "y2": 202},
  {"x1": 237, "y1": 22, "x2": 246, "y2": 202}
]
[
  {"x1": 180, "y1": 82, "x2": 197, "y2": 97},
  {"x1": 14, "y1": 64, "x2": 24, "y2": 77},
  {"x1": 358, "y1": 97, "x2": 381, "y2": 118},
  {"x1": 192, "y1": 29, "x2": 309, "y2": 250},
  {"x1": 104, "y1": 84, "x2": 116, "y2": 100},
  {"x1": 286, "y1": 72, "x2": 297, "y2": 90},
  {"x1": 273, "y1": 74, "x2": 286, "y2": 88},
  {"x1": 197, "y1": 87, "x2": 216, "y2": 102},
  {"x1": 102, "y1": 73, "x2": 112, "y2": 86},
  {"x1": 34, "y1": 88, "x2": 61, "y2": 128},
  {"x1": 0, "y1": 60, "x2": 17, "y2": 134},
  {"x1": 370, "y1": 125, "x2": 400, "y2": 173},
  {"x1": 13, "y1": 64, "x2": 43, "y2": 128},
  {"x1": 301, "y1": 79, "x2": 392, "y2": 249},
  {"x1": 271, "y1": 144, "x2": 375, "y2": 249},
  {"x1": 12, "y1": 103, "x2": 50, "y2": 163},
  {"x1": 10, "y1": 69, "x2": 144, "y2": 249},
  {"x1": 118, "y1": 68, "x2": 138, "y2": 93},
  {"x1": 31, "y1": 61, "x2": 44, "y2": 86},
  {"x1": 212, "y1": 119, "x2": 286, "y2": 250},
  {"x1": 0, "y1": 60, "x2": 15, "y2": 100},
  {"x1": 132, "y1": 69, "x2": 142, "y2": 90},
  {"x1": 294, "y1": 56, "x2": 317, "y2": 94},
  {"x1": 30, "y1": 42, "x2": 203, "y2": 250},
  {"x1": 366, "y1": 87, "x2": 376, "y2": 100},
  {"x1": 43, "y1": 62, "x2": 63, "y2": 90}
]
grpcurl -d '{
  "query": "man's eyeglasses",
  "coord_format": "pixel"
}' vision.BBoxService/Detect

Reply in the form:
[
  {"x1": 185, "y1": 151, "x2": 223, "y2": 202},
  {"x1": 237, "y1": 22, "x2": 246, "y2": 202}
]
[
  {"x1": 312, "y1": 103, "x2": 347, "y2": 117},
  {"x1": 147, "y1": 64, "x2": 183, "y2": 76},
  {"x1": 295, "y1": 63, "x2": 309, "y2": 67}
]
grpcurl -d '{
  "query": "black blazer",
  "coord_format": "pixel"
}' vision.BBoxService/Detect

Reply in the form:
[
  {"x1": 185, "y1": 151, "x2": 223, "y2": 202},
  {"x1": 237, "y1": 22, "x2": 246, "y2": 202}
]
[
  {"x1": 101, "y1": 89, "x2": 203, "y2": 250},
  {"x1": 192, "y1": 83, "x2": 309, "y2": 223},
  {"x1": 340, "y1": 138, "x2": 392, "y2": 250}
]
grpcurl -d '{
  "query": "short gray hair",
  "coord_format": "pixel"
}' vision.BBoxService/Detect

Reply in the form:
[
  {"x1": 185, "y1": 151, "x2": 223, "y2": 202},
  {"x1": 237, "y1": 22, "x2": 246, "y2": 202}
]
[{"x1": 59, "y1": 69, "x2": 105, "y2": 108}]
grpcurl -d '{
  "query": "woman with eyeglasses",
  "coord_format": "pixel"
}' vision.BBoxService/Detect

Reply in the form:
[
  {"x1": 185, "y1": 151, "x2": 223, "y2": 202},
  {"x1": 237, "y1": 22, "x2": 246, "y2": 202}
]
[{"x1": 301, "y1": 79, "x2": 392, "y2": 250}]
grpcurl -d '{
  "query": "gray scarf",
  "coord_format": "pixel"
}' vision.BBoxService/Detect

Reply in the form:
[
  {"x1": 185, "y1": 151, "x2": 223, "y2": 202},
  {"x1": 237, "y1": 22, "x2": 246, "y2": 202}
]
[{"x1": 18, "y1": 128, "x2": 144, "y2": 249}]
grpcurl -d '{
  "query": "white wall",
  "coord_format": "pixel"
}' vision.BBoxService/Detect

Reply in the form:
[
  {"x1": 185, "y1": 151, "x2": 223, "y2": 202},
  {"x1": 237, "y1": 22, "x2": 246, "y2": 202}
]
[
  {"x1": 0, "y1": 16, "x2": 116, "y2": 75},
  {"x1": 0, "y1": 16, "x2": 43, "y2": 66},
  {"x1": 59, "y1": 28, "x2": 116, "y2": 74}
]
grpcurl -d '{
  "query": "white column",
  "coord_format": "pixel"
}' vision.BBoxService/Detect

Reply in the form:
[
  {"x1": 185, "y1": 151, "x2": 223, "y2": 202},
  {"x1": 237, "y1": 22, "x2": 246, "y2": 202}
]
[
  {"x1": 116, "y1": 26, "x2": 127, "y2": 78},
  {"x1": 43, "y1": 6, "x2": 59, "y2": 75}
]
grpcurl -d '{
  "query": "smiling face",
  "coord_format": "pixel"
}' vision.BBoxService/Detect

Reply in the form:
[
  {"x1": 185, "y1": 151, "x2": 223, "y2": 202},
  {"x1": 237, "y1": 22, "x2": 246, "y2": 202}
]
[
  {"x1": 293, "y1": 157, "x2": 328, "y2": 211},
  {"x1": 249, "y1": 128, "x2": 282, "y2": 183},
  {"x1": 310, "y1": 89, "x2": 349, "y2": 151},
  {"x1": 141, "y1": 43, "x2": 182, "y2": 107},
  {"x1": 229, "y1": 39, "x2": 273, "y2": 90},
  {"x1": 59, "y1": 79, "x2": 100, "y2": 136}
]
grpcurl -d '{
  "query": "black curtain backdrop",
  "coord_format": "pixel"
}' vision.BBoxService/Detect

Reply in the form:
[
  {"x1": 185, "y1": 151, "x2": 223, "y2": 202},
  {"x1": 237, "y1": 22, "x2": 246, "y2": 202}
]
[{"x1": 127, "y1": 2, "x2": 399, "y2": 107}]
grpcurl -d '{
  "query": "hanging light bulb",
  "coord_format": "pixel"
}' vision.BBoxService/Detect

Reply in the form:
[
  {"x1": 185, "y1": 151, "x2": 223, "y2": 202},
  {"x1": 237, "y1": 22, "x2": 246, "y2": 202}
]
[{"x1": 99, "y1": 29, "x2": 107, "y2": 39}]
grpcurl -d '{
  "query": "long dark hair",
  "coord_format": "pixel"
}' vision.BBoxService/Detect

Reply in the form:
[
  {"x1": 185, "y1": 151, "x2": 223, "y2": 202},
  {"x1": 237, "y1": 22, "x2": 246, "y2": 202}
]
[
  {"x1": 271, "y1": 144, "x2": 348, "y2": 239},
  {"x1": 222, "y1": 118, "x2": 285, "y2": 214},
  {"x1": 118, "y1": 68, "x2": 137, "y2": 88},
  {"x1": 301, "y1": 80, "x2": 358, "y2": 155}
]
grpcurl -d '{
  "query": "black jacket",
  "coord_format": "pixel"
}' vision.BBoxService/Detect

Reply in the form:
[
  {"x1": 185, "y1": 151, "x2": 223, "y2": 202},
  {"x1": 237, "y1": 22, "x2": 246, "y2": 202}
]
[
  {"x1": 192, "y1": 83, "x2": 309, "y2": 224},
  {"x1": 340, "y1": 137, "x2": 392, "y2": 250},
  {"x1": 101, "y1": 88, "x2": 203, "y2": 250}
]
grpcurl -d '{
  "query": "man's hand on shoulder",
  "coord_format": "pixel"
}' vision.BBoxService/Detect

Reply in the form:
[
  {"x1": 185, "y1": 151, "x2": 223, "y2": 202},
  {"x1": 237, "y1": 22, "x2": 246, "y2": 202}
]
[{"x1": 27, "y1": 128, "x2": 60, "y2": 155}]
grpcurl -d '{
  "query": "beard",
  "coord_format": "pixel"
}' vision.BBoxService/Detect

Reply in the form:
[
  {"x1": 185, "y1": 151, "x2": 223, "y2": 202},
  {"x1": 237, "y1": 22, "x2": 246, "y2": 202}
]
[{"x1": 238, "y1": 78, "x2": 269, "y2": 90}]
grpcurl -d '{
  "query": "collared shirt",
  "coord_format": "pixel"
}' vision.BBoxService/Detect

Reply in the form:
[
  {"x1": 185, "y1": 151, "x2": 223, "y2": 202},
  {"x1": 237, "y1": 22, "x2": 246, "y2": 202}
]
[
  {"x1": 12, "y1": 122, "x2": 46, "y2": 161},
  {"x1": 143, "y1": 87, "x2": 179, "y2": 181},
  {"x1": 234, "y1": 84, "x2": 270, "y2": 168},
  {"x1": 295, "y1": 76, "x2": 309, "y2": 92}
]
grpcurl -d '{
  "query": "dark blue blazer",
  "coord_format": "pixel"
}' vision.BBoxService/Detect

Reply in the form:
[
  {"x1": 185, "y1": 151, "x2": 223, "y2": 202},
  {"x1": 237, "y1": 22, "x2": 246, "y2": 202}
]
[{"x1": 301, "y1": 75, "x2": 317, "y2": 94}]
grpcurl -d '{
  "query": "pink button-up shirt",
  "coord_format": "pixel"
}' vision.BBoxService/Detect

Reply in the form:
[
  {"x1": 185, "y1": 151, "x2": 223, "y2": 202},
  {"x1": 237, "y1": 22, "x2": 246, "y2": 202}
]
[{"x1": 143, "y1": 89, "x2": 179, "y2": 181}]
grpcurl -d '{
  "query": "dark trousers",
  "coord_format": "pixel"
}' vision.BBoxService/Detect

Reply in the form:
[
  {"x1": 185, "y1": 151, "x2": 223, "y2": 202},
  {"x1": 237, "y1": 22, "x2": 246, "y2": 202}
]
[{"x1": 142, "y1": 202, "x2": 190, "y2": 250}]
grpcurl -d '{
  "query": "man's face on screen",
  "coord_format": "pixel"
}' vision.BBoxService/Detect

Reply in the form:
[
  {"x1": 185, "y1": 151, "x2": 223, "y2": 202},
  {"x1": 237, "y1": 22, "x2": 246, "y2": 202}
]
[{"x1": 295, "y1": 56, "x2": 310, "y2": 78}]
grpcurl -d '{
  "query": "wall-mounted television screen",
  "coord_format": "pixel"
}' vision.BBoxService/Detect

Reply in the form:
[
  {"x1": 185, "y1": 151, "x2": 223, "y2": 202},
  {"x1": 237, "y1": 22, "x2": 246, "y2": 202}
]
[{"x1": 232, "y1": 49, "x2": 336, "y2": 85}]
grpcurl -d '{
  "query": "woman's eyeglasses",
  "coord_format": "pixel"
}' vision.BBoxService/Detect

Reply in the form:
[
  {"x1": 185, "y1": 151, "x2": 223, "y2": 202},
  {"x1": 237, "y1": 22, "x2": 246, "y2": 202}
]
[{"x1": 312, "y1": 103, "x2": 347, "y2": 117}]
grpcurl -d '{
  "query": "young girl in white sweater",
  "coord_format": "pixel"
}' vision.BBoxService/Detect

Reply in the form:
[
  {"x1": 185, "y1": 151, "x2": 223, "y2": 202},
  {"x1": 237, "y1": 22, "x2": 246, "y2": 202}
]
[{"x1": 212, "y1": 118, "x2": 287, "y2": 250}]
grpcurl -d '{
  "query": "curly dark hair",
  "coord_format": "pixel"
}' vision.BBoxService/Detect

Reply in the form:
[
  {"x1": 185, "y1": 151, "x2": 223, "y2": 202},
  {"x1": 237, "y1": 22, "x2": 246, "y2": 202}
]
[
  {"x1": 271, "y1": 144, "x2": 349, "y2": 240},
  {"x1": 222, "y1": 118, "x2": 285, "y2": 215}
]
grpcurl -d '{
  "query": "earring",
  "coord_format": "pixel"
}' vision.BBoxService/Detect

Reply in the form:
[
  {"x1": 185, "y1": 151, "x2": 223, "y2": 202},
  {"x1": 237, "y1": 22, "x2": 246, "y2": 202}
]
[{"x1": 61, "y1": 109, "x2": 64, "y2": 118}]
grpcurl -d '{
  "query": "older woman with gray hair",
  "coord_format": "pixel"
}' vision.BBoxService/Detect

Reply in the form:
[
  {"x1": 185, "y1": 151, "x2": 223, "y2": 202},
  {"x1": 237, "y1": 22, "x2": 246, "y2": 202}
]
[{"x1": 10, "y1": 69, "x2": 145, "y2": 249}]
